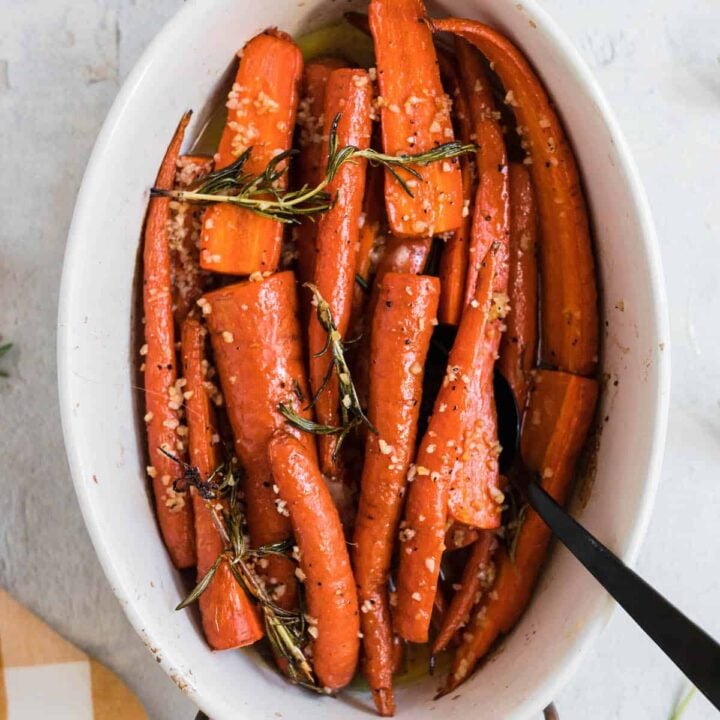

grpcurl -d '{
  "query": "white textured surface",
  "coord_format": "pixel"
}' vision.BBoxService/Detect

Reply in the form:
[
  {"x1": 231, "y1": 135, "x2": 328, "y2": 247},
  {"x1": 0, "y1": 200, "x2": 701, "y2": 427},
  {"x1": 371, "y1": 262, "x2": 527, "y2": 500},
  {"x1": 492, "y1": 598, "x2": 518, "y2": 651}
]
[{"x1": 0, "y1": 1, "x2": 718, "y2": 718}]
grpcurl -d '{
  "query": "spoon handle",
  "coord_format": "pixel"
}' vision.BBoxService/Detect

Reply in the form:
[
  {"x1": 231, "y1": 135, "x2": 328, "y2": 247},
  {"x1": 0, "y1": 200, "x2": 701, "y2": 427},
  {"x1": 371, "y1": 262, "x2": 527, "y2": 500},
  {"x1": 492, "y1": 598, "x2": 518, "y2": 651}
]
[{"x1": 526, "y1": 480, "x2": 720, "y2": 710}]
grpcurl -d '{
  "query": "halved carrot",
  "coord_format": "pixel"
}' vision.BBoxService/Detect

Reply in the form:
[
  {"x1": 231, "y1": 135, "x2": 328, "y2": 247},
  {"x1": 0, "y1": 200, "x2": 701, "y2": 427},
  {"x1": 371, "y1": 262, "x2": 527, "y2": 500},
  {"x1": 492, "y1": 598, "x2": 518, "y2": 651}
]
[
  {"x1": 143, "y1": 112, "x2": 195, "y2": 569},
  {"x1": 394, "y1": 249, "x2": 496, "y2": 643},
  {"x1": 180, "y1": 317, "x2": 264, "y2": 650},
  {"x1": 295, "y1": 58, "x2": 346, "y2": 290},
  {"x1": 202, "y1": 272, "x2": 317, "y2": 608},
  {"x1": 430, "y1": 18, "x2": 599, "y2": 375},
  {"x1": 308, "y1": 68, "x2": 373, "y2": 481},
  {"x1": 444, "y1": 522, "x2": 480, "y2": 551},
  {"x1": 268, "y1": 432, "x2": 360, "y2": 691},
  {"x1": 498, "y1": 163, "x2": 538, "y2": 411},
  {"x1": 170, "y1": 155, "x2": 213, "y2": 328},
  {"x1": 431, "y1": 531, "x2": 496, "y2": 656},
  {"x1": 200, "y1": 29, "x2": 303, "y2": 276},
  {"x1": 443, "y1": 370, "x2": 598, "y2": 692},
  {"x1": 353, "y1": 272, "x2": 439, "y2": 716},
  {"x1": 369, "y1": 0, "x2": 464, "y2": 237}
]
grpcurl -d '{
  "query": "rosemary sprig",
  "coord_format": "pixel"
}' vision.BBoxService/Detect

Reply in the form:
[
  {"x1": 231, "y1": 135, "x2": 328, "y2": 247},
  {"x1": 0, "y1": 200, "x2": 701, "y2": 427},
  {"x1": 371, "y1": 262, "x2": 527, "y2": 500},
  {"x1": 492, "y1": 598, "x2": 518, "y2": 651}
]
[
  {"x1": 0, "y1": 342, "x2": 12, "y2": 378},
  {"x1": 504, "y1": 479, "x2": 528, "y2": 564},
  {"x1": 151, "y1": 113, "x2": 477, "y2": 223},
  {"x1": 279, "y1": 283, "x2": 376, "y2": 459},
  {"x1": 161, "y1": 451, "x2": 319, "y2": 690}
]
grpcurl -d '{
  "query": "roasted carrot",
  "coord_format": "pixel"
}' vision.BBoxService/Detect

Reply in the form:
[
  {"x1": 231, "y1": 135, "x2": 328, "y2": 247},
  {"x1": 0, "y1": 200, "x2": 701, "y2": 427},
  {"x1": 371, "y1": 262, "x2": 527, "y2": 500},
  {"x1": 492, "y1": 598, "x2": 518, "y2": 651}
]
[
  {"x1": 498, "y1": 163, "x2": 538, "y2": 411},
  {"x1": 430, "y1": 18, "x2": 598, "y2": 375},
  {"x1": 268, "y1": 432, "x2": 360, "y2": 690},
  {"x1": 369, "y1": 0, "x2": 464, "y2": 237},
  {"x1": 202, "y1": 272, "x2": 317, "y2": 608},
  {"x1": 143, "y1": 112, "x2": 195, "y2": 569},
  {"x1": 200, "y1": 29, "x2": 303, "y2": 276},
  {"x1": 295, "y1": 58, "x2": 346, "y2": 290},
  {"x1": 455, "y1": 37, "x2": 510, "y2": 307},
  {"x1": 308, "y1": 68, "x2": 372, "y2": 480},
  {"x1": 180, "y1": 317, "x2": 264, "y2": 650},
  {"x1": 431, "y1": 531, "x2": 496, "y2": 656},
  {"x1": 353, "y1": 272, "x2": 439, "y2": 716},
  {"x1": 444, "y1": 522, "x2": 480, "y2": 551},
  {"x1": 443, "y1": 370, "x2": 598, "y2": 692},
  {"x1": 394, "y1": 248, "x2": 497, "y2": 643},
  {"x1": 169, "y1": 155, "x2": 213, "y2": 328}
]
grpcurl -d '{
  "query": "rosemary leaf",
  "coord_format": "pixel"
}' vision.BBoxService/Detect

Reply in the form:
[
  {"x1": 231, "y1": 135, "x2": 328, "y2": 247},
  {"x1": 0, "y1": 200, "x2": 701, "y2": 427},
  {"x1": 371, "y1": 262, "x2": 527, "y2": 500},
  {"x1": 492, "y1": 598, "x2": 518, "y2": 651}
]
[
  {"x1": 355, "y1": 273, "x2": 369, "y2": 292},
  {"x1": 175, "y1": 555, "x2": 223, "y2": 610},
  {"x1": 668, "y1": 685, "x2": 697, "y2": 720},
  {"x1": 278, "y1": 403, "x2": 343, "y2": 435}
]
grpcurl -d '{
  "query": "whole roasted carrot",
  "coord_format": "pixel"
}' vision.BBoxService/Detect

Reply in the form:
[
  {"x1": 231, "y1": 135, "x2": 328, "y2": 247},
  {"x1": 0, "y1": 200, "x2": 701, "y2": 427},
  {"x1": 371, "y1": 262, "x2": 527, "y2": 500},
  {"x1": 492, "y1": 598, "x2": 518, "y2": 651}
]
[
  {"x1": 353, "y1": 272, "x2": 439, "y2": 716},
  {"x1": 430, "y1": 18, "x2": 599, "y2": 376},
  {"x1": 394, "y1": 249, "x2": 496, "y2": 643},
  {"x1": 443, "y1": 370, "x2": 598, "y2": 692},
  {"x1": 369, "y1": 0, "x2": 464, "y2": 237},
  {"x1": 143, "y1": 112, "x2": 195, "y2": 569},
  {"x1": 169, "y1": 155, "x2": 213, "y2": 328},
  {"x1": 308, "y1": 68, "x2": 372, "y2": 480},
  {"x1": 202, "y1": 272, "x2": 317, "y2": 608},
  {"x1": 431, "y1": 531, "x2": 496, "y2": 656},
  {"x1": 180, "y1": 317, "x2": 264, "y2": 650},
  {"x1": 200, "y1": 29, "x2": 303, "y2": 276},
  {"x1": 268, "y1": 432, "x2": 360, "y2": 691},
  {"x1": 498, "y1": 163, "x2": 538, "y2": 411},
  {"x1": 295, "y1": 58, "x2": 346, "y2": 290}
]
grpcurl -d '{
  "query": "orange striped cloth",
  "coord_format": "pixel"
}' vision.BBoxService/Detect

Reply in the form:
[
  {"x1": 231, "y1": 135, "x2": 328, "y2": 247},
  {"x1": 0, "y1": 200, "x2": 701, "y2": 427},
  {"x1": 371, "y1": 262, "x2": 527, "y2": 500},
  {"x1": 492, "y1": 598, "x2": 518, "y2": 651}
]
[{"x1": 0, "y1": 590, "x2": 147, "y2": 719}]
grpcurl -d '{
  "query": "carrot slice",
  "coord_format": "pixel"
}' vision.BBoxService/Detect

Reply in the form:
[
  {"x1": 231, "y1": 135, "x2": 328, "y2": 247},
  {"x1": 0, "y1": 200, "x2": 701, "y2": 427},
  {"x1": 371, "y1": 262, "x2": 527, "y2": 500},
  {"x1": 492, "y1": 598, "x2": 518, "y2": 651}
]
[
  {"x1": 443, "y1": 370, "x2": 598, "y2": 692},
  {"x1": 431, "y1": 531, "x2": 496, "y2": 656},
  {"x1": 498, "y1": 163, "x2": 539, "y2": 411},
  {"x1": 353, "y1": 272, "x2": 439, "y2": 716},
  {"x1": 430, "y1": 18, "x2": 599, "y2": 375},
  {"x1": 444, "y1": 522, "x2": 480, "y2": 551},
  {"x1": 369, "y1": 0, "x2": 464, "y2": 237},
  {"x1": 295, "y1": 58, "x2": 346, "y2": 290},
  {"x1": 201, "y1": 272, "x2": 317, "y2": 608},
  {"x1": 308, "y1": 68, "x2": 372, "y2": 480},
  {"x1": 180, "y1": 317, "x2": 264, "y2": 650},
  {"x1": 143, "y1": 112, "x2": 195, "y2": 569},
  {"x1": 394, "y1": 248, "x2": 497, "y2": 643},
  {"x1": 200, "y1": 29, "x2": 303, "y2": 276},
  {"x1": 268, "y1": 432, "x2": 360, "y2": 691}
]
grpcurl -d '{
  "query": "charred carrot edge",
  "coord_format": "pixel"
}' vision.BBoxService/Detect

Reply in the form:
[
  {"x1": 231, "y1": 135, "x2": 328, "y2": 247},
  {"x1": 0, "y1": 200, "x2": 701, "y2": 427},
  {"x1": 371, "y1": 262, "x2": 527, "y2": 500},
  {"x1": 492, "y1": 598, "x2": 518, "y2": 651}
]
[
  {"x1": 455, "y1": 37, "x2": 510, "y2": 306},
  {"x1": 308, "y1": 68, "x2": 372, "y2": 480},
  {"x1": 369, "y1": 0, "x2": 464, "y2": 237},
  {"x1": 170, "y1": 155, "x2": 214, "y2": 329},
  {"x1": 181, "y1": 317, "x2": 264, "y2": 650},
  {"x1": 200, "y1": 29, "x2": 303, "y2": 276},
  {"x1": 431, "y1": 531, "x2": 496, "y2": 656},
  {"x1": 394, "y1": 248, "x2": 497, "y2": 643},
  {"x1": 295, "y1": 58, "x2": 346, "y2": 291},
  {"x1": 268, "y1": 432, "x2": 360, "y2": 690},
  {"x1": 202, "y1": 272, "x2": 317, "y2": 609},
  {"x1": 444, "y1": 522, "x2": 480, "y2": 551},
  {"x1": 143, "y1": 111, "x2": 195, "y2": 569},
  {"x1": 443, "y1": 370, "x2": 598, "y2": 693},
  {"x1": 498, "y1": 163, "x2": 539, "y2": 411},
  {"x1": 430, "y1": 18, "x2": 599, "y2": 375},
  {"x1": 353, "y1": 272, "x2": 440, "y2": 716}
]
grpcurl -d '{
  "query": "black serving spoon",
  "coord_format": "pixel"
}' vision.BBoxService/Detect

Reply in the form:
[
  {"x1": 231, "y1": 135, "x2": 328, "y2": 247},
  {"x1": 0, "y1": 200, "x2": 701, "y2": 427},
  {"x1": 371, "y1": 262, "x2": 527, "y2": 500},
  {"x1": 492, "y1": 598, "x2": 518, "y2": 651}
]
[{"x1": 493, "y1": 370, "x2": 720, "y2": 711}]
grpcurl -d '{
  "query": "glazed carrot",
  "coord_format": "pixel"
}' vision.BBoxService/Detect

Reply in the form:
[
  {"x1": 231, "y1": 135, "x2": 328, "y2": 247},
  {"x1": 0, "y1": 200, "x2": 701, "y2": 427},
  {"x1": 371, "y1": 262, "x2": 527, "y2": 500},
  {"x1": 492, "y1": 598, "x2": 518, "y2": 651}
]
[
  {"x1": 200, "y1": 30, "x2": 303, "y2": 276},
  {"x1": 295, "y1": 58, "x2": 346, "y2": 289},
  {"x1": 353, "y1": 272, "x2": 439, "y2": 716},
  {"x1": 308, "y1": 68, "x2": 372, "y2": 480},
  {"x1": 430, "y1": 18, "x2": 599, "y2": 375},
  {"x1": 455, "y1": 38, "x2": 509, "y2": 307},
  {"x1": 394, "y1": 249, "x2": 497, "y2": 643},
  {"x1": 431, "y1": 531, "x2": 496, "y2": 656},
  {"x1": 498, "y1": 163, "x2": 538, "y2": 411},
  {"x1": 180, "y1": 317, "x2": 264, "y2": 650},
  {"x1": 143, "y1": 112, "x2": 195, "y2": 569},
  {"x1": 444, "y1": 522, "x2": 480, "y2": 552},
  {"x1": 443, "y1": 370, "x2": 598, "y2": 692},
  {"x1": 369, "y1": 0, "x2": 464, "y2": 237},
  {"x1": 169, "y1": 155, "x2": 213, "y2": 328},
  {"x1": 202, "y1": 272, "x2": 317, "y2": 608},
  {"x1": 268, "y1": 432, "x2": 360, "y2": 690}
]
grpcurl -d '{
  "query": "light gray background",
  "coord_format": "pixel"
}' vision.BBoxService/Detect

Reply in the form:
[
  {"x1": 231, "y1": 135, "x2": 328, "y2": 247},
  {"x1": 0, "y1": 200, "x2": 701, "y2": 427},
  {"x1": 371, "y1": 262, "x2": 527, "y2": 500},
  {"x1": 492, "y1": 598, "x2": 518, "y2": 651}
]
[{"x1": 1, "y1": 0, "x2": 718, "y2": 717}]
